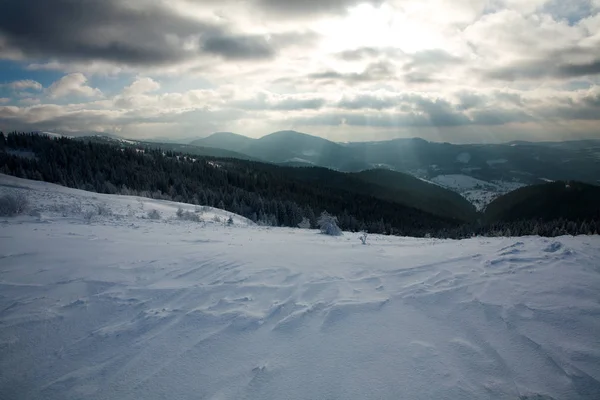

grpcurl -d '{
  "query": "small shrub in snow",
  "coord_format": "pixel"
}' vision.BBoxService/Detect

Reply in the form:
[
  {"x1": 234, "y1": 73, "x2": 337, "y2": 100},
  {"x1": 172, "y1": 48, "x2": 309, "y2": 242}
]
[
  {"x1": 227, "y1": 216, "x2": 234, "y2": 226},
  {"x1": 298, "y1": 217, "x2": 311, "y2": 229},
  {"x1": 49, "y1": 201, "x2": 82, "y2": 217},
  {"x1": 83, "y1": 209, "x2": 95, "y2": 223},
  {"x1": 0, "y1": 193, "x2": 29, "y2": 216},
  {"x1": 96, "y1": 203, "x2": 112, "y2": 216},
  {"x1": 213, "y1": 215, "x2": 221, "y2": 223},
  {"x1": 147, "y1": 209, "x2": 161, "y2": 220},
  {"x1": 318, "y1": 211, "x2": 342, "y2": 236},
  {"x1": 176, "y1": 207, "x2": 202, "y2": 222},
  {"x1": 359, "y1": 232, "x2": 368, "y2": 245}
]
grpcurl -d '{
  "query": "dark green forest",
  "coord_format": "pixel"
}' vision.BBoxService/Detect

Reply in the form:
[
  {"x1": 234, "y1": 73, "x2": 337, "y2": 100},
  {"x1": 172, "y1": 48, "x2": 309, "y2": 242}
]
[{"x1": 1, "y1": 132, "x2": 599, "y2": 238}]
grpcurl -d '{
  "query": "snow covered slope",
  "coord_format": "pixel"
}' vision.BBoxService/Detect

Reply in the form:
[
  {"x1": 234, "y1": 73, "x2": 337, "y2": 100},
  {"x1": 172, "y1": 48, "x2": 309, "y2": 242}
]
[
  {"x1": 2, "y1": 176, "x2": 600, "y2": 400},
  {"x1": 431, "y1": 174, "x2": 526, "y2": 211}
]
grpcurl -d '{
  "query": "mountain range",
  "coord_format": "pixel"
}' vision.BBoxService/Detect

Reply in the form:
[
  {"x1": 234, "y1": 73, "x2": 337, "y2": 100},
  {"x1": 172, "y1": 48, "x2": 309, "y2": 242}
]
[
  {"x1": 190, "y1": 131, "x2": 600, "y2": 207},
  {"x1": 75, "y1": 130, "x2": 600, "y2": 210}
]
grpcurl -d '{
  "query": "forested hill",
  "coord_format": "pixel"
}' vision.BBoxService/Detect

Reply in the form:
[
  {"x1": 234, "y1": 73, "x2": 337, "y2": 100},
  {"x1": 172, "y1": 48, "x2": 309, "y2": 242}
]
[
  {"x1": 1, "y1": 132, "x2": 599, "y2": 238},
  {"x1": 484, "y1": 181, "x2": 600, "y2": 224},
  {"x1": 0, "y1": 132, "x2": 463, "y2": 236}
]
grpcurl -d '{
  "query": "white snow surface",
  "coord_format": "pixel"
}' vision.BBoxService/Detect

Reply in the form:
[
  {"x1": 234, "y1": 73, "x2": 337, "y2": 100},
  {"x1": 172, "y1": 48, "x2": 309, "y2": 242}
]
[{"x1": 2, "y1": 176, "x2": 600, "y2": 400}]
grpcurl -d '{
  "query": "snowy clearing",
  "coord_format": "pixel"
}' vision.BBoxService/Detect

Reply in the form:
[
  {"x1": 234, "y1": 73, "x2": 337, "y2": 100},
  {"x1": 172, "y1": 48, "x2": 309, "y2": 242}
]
[
  {"x1": 1, "y1": 176, "x2": 600, "y2": 400},
  {"x1": 431, "y1": 174, "x2": 526, "y2": 211}
]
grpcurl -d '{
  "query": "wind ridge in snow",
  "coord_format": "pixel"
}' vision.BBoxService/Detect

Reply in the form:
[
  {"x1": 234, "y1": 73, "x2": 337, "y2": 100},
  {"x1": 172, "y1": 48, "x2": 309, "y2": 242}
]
[{"x1": 1, "y1": 175, "x2": 600, "y2": 400}]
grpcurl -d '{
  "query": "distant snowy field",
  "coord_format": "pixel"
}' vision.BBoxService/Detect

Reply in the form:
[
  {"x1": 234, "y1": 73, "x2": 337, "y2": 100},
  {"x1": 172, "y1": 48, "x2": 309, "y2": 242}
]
[
  {"x1": 431, "y1": 174, "x2": 526, "y2": 211},
  {"x1": 2, "y1": 175, "x2": 600, "y2": 400}
]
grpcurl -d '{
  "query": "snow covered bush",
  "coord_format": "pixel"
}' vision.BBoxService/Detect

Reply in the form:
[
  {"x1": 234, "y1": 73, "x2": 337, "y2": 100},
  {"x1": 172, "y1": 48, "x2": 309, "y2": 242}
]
[
  {"x1": 318, "y1": 211, "x2": 342, "y2": 236},
  {"x1": 83, "y1": 209, "x2": 95, "y2": 223},
  {"x1": 49, "y1": 201, "x2": 82, "y2": 217},
  {"x1": 147, "y1": 209, "x2": 161, "y2": 220},
  {"x1": 359, "y1": 232, "x2": 368, "y2": 245},
  {"x1": 0, "y1": 193, "x2": 29, "y2": 216},
  {"x1": 96, "y1": 203, "x2": 112, "y2": 216},
  {"x1": 176, "y1": 207, "x2": 202, "y2": 222},
  {"x1": 227, "y1": 216, "x2": 234, "y2": 226},
  {"x1": 298, "y1": 217, "x2": 311, "y2": 229}
]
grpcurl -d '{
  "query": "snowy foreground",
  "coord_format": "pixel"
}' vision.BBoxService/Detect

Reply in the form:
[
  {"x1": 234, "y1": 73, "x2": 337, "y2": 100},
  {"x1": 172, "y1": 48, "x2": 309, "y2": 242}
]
[{"x1": 1, "y1": 176, "x2": 600, "y2": 400}]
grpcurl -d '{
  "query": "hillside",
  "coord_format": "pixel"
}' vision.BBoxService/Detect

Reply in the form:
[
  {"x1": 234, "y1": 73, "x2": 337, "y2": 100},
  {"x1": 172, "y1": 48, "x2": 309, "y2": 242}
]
[
  {"x1": 484, "y1": 181, "x2": 600, "y2": 223},
  {"x1": 80, "y1": 135, "x2": 256, "y2": 160},
  {"x1": 352, "y1": 169, "x2": 478, "y2": 222},
  {"x1": 190, "y1": 132, "x2": 255, "y2": 153},
  {"x1": 2, "y1": 175, "x2": 600, "y2": 400},
  {"x1": 0, "y1": 133, "x2": 463, "y2": 236}
]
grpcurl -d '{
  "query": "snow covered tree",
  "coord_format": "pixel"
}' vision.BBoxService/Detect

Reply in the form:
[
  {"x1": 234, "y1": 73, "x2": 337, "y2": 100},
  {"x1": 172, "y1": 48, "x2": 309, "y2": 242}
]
[
  {"x1": 318, "y1": 211, "x2": 342, "y2": 236},
  {"x1": 298, "y1": 217, "x2": 311, "y2": 229}
]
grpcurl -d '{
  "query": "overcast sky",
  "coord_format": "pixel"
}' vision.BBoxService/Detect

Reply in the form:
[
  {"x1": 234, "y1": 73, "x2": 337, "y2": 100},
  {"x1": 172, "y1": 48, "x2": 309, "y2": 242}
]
[{"x1": 1, "y1": 0, "x2": 599, "y2": 143}]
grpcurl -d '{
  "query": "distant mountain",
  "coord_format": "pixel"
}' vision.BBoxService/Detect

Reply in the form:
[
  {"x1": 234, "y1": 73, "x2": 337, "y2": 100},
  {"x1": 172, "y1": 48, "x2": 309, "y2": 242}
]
[
  {"x1": 484, "y1": 181, "x2": 600, "y2": 223},
  {"x1": 187, "y1": 131, "x2": 600, "y2": 209},
  {"x1": 191, "y1": 130, "x2": 370, "y2": 171},
  {"x1": 190, "y1": 132, "x2": 255, "y2": 153},
  {"x1": 78, "y1": 135, "x2": 256, "y2": 160}
]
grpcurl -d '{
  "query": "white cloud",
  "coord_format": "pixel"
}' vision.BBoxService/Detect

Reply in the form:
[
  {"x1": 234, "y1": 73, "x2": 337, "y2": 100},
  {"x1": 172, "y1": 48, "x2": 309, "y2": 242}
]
[
  {"x1": 1, "y1": 79, "x2": 42, "y2": 91},
  {"x1": 122, "y1": 77, "x2": 161, "y2": 96},
  {"x1": 47, "y1": 73, "x2": 103, "y2": 99},
  {"x1": 0, "y1": 97, "x2": 10, "y2": 104}
]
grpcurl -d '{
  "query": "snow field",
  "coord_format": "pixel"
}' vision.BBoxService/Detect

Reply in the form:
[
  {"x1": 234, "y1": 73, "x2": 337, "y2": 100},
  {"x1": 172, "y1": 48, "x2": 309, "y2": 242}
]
[{"x1": 1, "y1": 175, "x2": 600, "y2": 400}]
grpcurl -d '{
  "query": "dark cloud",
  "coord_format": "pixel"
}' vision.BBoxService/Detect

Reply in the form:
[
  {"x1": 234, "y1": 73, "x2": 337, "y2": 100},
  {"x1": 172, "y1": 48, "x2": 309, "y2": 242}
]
[
  {"x1": 484, "y1": 51, "x2": 600, "y2": 81},
  {"x1": 230, "y1": 93, "x2": 325, "y2": 111},
  {"x1": 202, "y1": 35, "x2": 275, "y2": 60},
  {"x1": 470, "y1": 109, "x2": 534, "y2": 125},
  {"x1": 456, "y1": 92, "x2": 487, "y2": 110},
  {"x1": 0, "y1": 0, "x2": 286, "y2": 65},
  {"x1": 270, "y1": 97, "x2": 325, "y2": 110},
  {"x1": 493, "y1": 92, "x2": 524, "y2": 106},
  {"x1": 403, "y1": 50, "x2": 462, "y2": 69},
  {"x1": 256, "y1": 0, "x2": 384, "y2": 17},
  {"x1": 337, "y1": 94, "x2": 398, "y2": 110}
]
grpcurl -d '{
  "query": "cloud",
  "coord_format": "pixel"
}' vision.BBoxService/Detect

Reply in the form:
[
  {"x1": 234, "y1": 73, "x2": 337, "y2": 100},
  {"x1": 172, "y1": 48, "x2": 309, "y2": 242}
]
[
  {"x1": 0, "y1": 97, "x2": 10, "y2": 104},
  {"x1": 202, "y1": 34, "x2": 275, "y2": 60},
  {"x1": 255, "y1": 0, "x2": 385, "y2": 17},
  {"x1": 308, "y1": 61, "x2": 396, "y2": 84},
  {"x1": 335, "y1": 47, "x2": 403, "y2": 61},
  {"x1": 1, "y1": 0, "x2": 600, "y2": 142},
  {"x1": 47, "y1": 73, "x2": 102, "y2": 98},
  {"x1": 0, "y1": 0, "x2": 292, "y2": 67},
  {"x1": 122, "y1": 78, "x2": 161, "y2": 96},
  {"x1": 1, "y1": 79, "x2": 42, "y2": 91},
  {"x1": 231, "y1": 92, "x2": 326, "y2": 111},
  {"x1": 485, "y1": 57, "x2": 600, "y2": 81}
]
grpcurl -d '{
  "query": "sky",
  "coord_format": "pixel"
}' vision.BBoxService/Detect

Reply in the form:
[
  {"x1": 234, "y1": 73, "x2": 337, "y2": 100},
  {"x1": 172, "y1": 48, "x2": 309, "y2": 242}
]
[{"x1": 0, "y1": 0, "x2": 600, "y2": 143}]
